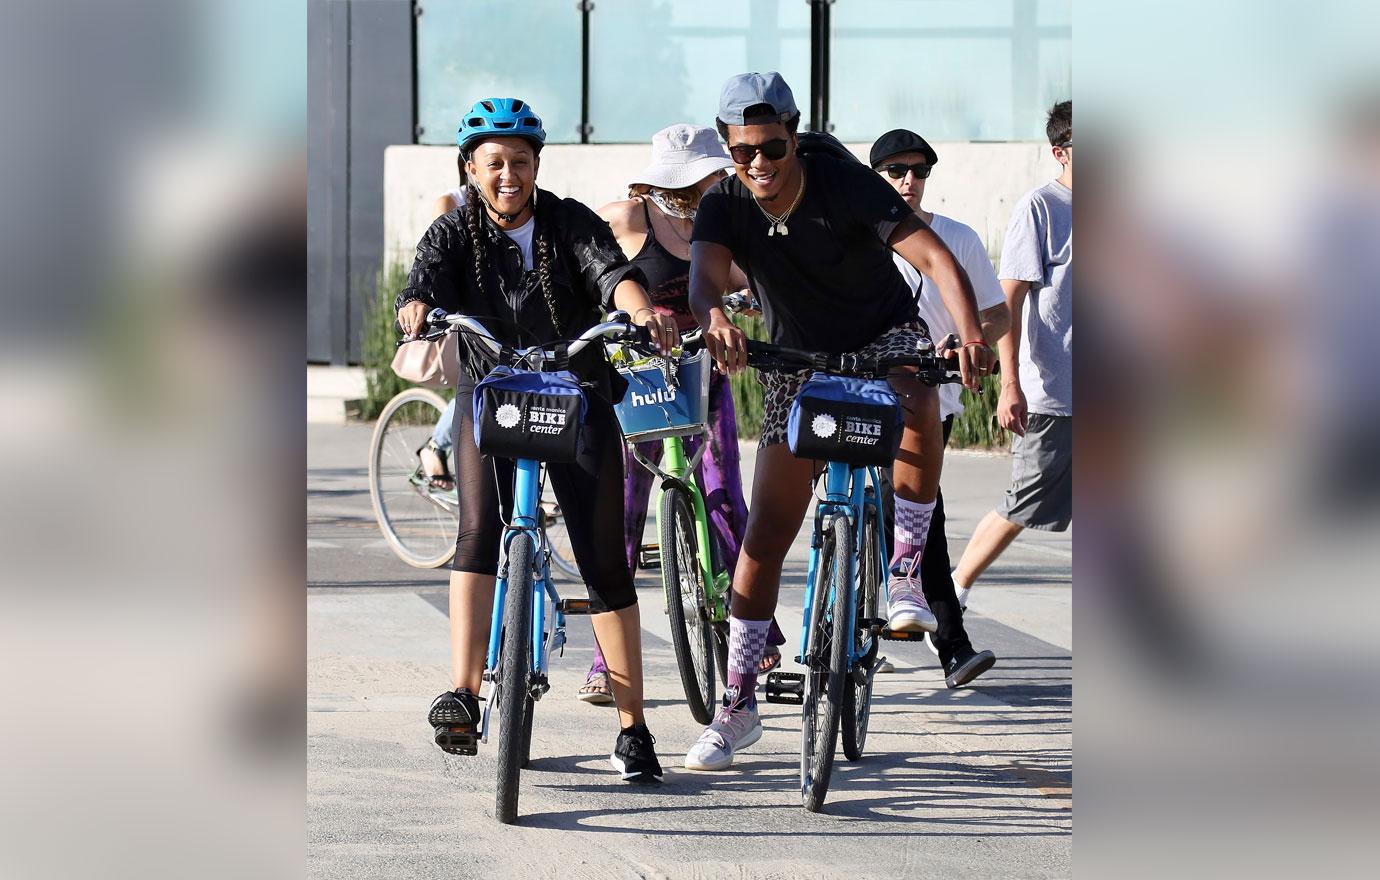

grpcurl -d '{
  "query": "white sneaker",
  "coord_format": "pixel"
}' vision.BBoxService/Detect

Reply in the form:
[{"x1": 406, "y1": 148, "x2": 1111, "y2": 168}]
[
  {"x1": 684, "y1": 702, "x2": 763, "y2": 771},
  {"x1": 875, "y1": 657, "x2": 896, "y2": 673},
  {"x1": 886, "y1": 564, "x2": 937, "y2": 633}
]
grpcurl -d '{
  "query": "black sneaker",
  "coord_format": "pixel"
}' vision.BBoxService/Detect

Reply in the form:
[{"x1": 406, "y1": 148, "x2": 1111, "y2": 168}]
[
  {"x1": 944, "y1": 647, "x2": 997, "y2": 689},
  {"x1": 428, "y1": 688, "x2": 480, "y2": 755},
  {"x1": 610, "y1": 723, "x2": 664, "y2": 783}
]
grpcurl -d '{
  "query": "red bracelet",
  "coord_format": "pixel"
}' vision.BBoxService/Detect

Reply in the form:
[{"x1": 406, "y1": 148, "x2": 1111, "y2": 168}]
[{"x1": 962, "y1": 340, "x2": 990, "y2": 349}]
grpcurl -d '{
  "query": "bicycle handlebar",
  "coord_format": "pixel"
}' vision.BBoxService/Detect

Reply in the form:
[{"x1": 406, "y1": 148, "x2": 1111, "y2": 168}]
[
  {"x1": 745, "y1": 336, "x2": 962, "y2": 385},
  {"x1": 413, "y1": 308, "x2": 647, "y2": 369}
]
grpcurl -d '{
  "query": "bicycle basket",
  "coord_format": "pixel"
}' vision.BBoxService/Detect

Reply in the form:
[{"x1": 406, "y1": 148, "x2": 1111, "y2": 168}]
[
  {"x1": 787, "y1": 373, "x2": 903, "y2": 467},
  {"x1": 613, "y1": 349, "x2": 712, "y2": 442},
  {"x1": 472, "y1": 366, "x2": 588, "y2": 463}
]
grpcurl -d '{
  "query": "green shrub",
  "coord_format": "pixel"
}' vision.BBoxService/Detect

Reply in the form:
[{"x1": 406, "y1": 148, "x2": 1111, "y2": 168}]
[
  {"x1": 727, "y1": 313, "x2": 769, "y2": 439},
  {"x1": 359, "y1": 262, "x2": 415, "y2": 421},
  {"x1": 950, "y1": 374, "x2": 1010, "y2": 450}
]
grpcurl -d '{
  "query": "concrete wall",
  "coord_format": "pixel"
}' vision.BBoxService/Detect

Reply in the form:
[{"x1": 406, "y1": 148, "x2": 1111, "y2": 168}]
[{"x1": 383, "y1": 142, "x2": 1060, "y2": 271}]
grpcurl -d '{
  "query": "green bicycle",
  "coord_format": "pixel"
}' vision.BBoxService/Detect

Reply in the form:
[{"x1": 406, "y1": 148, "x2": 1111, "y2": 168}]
[{"x1": 609, "y1": 294, "x2": 758, "y2": 724}]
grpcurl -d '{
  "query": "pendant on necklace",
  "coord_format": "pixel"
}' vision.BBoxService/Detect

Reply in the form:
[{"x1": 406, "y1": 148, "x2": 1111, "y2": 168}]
[{"x1": 768, "y1": 221, "x2": 789, "y2": 237}]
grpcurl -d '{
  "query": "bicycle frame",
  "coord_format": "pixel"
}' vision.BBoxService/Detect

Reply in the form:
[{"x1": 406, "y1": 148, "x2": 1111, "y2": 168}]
[
  {"x1": 627, "y1": 429, "x2": 729, "y2": 622},
  {"x1": 797, "y1": 462, "x2": 889, "y2": 669},
  {"x1": 479, "y1": 457, "x2": 567, "y2": 741}
]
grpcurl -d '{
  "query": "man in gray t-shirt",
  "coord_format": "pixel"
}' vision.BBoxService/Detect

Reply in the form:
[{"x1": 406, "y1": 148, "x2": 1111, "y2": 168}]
[{"x1": 954, "y1": 100, "x2": 1073, "y2": 606}]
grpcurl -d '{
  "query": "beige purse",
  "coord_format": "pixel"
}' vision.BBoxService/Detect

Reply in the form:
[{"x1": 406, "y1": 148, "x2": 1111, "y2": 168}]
[{"x1": 390, "y1": 332, "x2": 460, "y2": 389}]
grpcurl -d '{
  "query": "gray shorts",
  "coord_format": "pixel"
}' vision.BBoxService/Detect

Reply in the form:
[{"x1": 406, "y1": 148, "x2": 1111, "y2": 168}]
[{"x1": 997, "y1": 413, "x2": 1071, "y2": 531}]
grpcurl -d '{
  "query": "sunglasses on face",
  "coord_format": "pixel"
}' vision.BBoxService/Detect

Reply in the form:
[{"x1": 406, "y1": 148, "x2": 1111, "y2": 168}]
[
  {"x1": 880, "y1": 162, "x2": 932, "y2": 180},
  {"x1": 727, "y1": 138, "x2": 789, "y2": 164}
]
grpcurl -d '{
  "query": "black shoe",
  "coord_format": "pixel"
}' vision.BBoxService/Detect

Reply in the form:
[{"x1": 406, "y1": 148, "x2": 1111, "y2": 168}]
[
  {"x1": 944, "y1": 647, "x2": 996, "y2": 689},
  {"x1": 428, "y1": 688, "x2": 480, "y2": 755},
  {"x1": 610, "y1": 723, "x2": 663, "y2": 783}
]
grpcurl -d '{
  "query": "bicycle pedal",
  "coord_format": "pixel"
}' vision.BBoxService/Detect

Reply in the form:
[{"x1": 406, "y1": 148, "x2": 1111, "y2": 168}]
[
  {"x1": 555, "y1": 598, "x2": 595, "y2": 615},
  {"x1": 637, "y1": 543, "x2": 661, "y2": 569},
  {"x1": 859, "y1": 617, "x2": 888, "y2": 633},
  {"x1": 880, "y1": 627, "x2": 928, "y2": 641},
  {"x1": 764, "y1": 671, "x2": 805, "y2": 705}
]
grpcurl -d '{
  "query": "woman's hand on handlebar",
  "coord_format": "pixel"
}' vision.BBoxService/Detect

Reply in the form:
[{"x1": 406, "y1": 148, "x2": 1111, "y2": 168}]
[
  {"x1": 703, "y1": 311, "x2": 749, "y2": 375},
  {"x1": 637, "y1": 309, "x2": 679, "y2": 356},
  {"x1": 397, "y1": 301, "x2": 430, "y2": 340}
]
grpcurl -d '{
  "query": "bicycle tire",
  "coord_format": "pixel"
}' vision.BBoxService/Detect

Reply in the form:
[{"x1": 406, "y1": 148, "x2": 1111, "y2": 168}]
[
  {"x1": 495, "y1": 532, "x2": 534, "y2": 825},
  {"x1": 801, "y1": 514, "x2": 851, "y2": 812},
  {"x1": 842, "y1": 499, "x2": 880, "y2": 761},
  {"x1": 659, "y1": 488, "x2": 717, "y2": 724},
  {"x1": 368, "y1": 388, "x2": 458, "y2": 569}
]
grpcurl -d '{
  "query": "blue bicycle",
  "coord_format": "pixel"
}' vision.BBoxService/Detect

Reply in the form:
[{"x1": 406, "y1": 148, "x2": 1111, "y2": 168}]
[
  {"x1": 754, "y1": 336, "x2": 959, "y2": 812},
  {"x1": 420, "y1": 308, "x2": 647, "y2": 825}
]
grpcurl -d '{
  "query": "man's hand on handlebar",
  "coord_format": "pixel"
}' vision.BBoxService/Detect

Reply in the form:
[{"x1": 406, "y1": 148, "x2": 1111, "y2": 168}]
[
  {"x1": 938, "y1": 333, "x2": 994, "y2": 393},
  {"x1": 703, "y1": 310, "x2": 749, "y2": 375}
]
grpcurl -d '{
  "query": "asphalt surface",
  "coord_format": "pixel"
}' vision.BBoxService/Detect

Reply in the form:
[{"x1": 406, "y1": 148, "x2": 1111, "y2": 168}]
[{"x1": 308, "y1": 422, "x2": 1071, "y2": 879}]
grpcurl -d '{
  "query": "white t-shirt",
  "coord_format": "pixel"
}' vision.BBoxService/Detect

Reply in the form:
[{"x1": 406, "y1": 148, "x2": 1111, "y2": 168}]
[
  {"x1": 445, "y1": 187, "x2": 536, "y2": 271},
  {"x1": 892, "y1": 213, "x2": 1006, "y2": 420},
  {"x1": 502, "y1": 215, "x2": 536, "y2": 271}
]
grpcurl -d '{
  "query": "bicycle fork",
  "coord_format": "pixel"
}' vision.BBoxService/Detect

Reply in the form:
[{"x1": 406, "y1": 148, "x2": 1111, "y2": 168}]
[{"x1": 479, "y1": 459, "x2": 568, "y2": 743}]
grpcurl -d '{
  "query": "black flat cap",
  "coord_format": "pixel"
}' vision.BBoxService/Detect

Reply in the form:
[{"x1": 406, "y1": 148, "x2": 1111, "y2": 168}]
[{"x1": 869, "y1": 129, "x2": 939, "y2": 168}]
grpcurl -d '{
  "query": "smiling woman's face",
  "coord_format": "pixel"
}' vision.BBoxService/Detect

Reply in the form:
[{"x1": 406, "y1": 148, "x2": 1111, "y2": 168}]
[{"x1": 466, "y1": 137, "x2": 539, "y2": 220}]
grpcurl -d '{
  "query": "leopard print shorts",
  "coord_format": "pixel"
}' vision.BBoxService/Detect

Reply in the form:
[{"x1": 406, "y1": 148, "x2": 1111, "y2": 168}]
[{"x1": 756, "y1": 322, "x2": 932, "y2": 449}]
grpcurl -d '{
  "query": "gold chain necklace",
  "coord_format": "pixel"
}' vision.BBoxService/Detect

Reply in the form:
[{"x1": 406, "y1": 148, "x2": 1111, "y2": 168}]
[{"x1": 753, "y1": 169, "x2": 806, "y2": 237}]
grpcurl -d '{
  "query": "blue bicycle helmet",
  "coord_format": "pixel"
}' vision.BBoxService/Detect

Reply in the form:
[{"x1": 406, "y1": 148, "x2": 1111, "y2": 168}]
[{"x1": 456, "y1": 98, "x2": 547, "y2": 154}]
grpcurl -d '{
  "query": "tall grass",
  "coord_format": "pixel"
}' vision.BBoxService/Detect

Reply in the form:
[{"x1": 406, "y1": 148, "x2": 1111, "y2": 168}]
[{"x1": 359, "y1": 262, "x2": 415, "y2": 421}]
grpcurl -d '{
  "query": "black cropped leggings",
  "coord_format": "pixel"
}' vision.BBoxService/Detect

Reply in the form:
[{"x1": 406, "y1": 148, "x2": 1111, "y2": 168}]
[{"x1": 449, "y1": 383, "x2": 637, "y2": 613}]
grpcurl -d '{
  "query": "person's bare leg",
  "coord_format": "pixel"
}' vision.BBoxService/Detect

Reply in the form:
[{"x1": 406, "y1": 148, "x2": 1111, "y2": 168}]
[
  {"x1": 449, "y1": 570, "x2": 495, "y2": 693},
  {"x1": 953, "y1": 510, "x2": 1024, "y2": 590},
  {"x1": 590, "y1": 604, "x2": 646, "y2": 729},
  {"x1": 888, "y1": 376, "x2": 943, "y2": 504},
  {"x1": 730, "y1": 445, "x2": 816, "y2": 619}
]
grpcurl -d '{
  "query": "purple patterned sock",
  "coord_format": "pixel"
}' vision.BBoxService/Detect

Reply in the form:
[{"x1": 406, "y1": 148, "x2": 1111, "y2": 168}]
[
  {"x1": 890, "y1": 496, "x2": 936, "y2": 573},
  {"x1": 722, "y1": 617, "x2": 771, "y2": 714}
]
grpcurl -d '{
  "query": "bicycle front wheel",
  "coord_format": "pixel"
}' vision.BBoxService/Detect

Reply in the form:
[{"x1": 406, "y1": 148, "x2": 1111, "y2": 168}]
[
  {"x1": 842, "y1": 498, "x2": 880, "y2": 761},
  {"x1": 368, "y1": 388, "x2": 457, "y2": 569},
  {"x1": 660, "y1": 488, "x2": 717, "y2": 725},
  {"x1": 802, "y1": 513, "x2": 851, "y2": 813},
  {"x1": 495, "y1": 532, "x2": 535, "y2": 825}
]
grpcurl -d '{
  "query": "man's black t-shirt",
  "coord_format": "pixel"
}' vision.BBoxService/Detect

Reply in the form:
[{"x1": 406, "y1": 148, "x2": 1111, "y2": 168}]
[{"x1": 693, "y1": 153, "x2": 921, "y2": 353}]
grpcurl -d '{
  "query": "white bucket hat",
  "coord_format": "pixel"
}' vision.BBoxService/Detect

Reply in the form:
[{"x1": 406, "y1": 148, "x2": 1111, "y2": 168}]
[{"x1": 629, "y1": 124, "x2": 734, "y2": 190}]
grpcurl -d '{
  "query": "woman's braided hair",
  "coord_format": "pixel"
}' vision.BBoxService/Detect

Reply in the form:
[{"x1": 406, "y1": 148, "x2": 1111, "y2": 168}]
[{"x1": 463, "y1": 178, "x2": 562, "y2": 335}]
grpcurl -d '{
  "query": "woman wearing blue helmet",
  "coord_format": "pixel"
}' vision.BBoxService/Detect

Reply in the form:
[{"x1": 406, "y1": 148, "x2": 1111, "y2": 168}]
[{"x1": 397, "y1": 97, "x2": 678, "y2": 783}]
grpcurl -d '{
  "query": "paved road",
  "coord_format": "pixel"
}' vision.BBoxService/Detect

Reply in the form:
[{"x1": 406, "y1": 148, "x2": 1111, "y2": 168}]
[{"x1": 309, "y1": 423, "x2": 1071, "y2": 879}]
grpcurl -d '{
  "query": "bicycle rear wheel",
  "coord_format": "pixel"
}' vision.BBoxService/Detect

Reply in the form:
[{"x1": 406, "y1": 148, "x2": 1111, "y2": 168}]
[
  {"x1": 842, "y1": 498, "x2": 880, "y2": 761},
  {"x1": 368, "y1": 388, "x2": 458, "y2": 569},
  {"x1": 659, "y1": 487, "x2": 716, "y2": 724},
  {"x1": 495, "y1": 532, "x2": 535, "y2": 825},
  {"x1": 801, "y1": 514, "x2": 851, "y2": 812}
]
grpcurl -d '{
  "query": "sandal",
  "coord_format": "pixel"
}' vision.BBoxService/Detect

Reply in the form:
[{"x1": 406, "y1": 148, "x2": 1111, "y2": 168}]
[
  {"x1": 418, "y1": 440, "x2": 455, "y2": 491},
  {"x1": 758, "y1": 646, "x2": 782, "y2": 675},
  {"x1": 577, "y1": 670, "x2": 614, "y2": 705}
]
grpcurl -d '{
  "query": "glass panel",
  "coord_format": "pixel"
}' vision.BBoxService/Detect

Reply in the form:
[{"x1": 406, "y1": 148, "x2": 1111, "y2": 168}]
[
  {"x1": 416, "y1": 0, "x2": 582, "y2": 145},
  {"x1": 829, "y1": 0, "x2": 1072, "y2": 142},
  {"x1": 589, "y1": 0, "x2": 811, "y2": 143}
]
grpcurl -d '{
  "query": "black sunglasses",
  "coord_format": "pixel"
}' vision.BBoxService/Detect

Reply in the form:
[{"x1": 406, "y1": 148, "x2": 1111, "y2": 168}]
[
  {"x1": 727, "y1": 138, "x2": 789, "y2": 164},
  {"x1": 879, "y1": 162, "x2": 932, "y2": 180}
]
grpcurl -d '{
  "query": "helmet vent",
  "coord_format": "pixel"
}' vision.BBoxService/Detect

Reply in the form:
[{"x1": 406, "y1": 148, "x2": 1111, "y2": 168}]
[
  {"x1": 521, "y1": 118, "x2": 538, "y2": 127},
  {"x1": 480, "y1": 100, "x2": 496, "y2": 113},
  {"x1": 495, "y1": 121, "x2": 514, "y2": 129},
  {"x1": 466, "y1": 117, "x2": 484, "y2": 127},
  {"x1": 512, "y1": 100, "x2": 525, "y2": 112}
]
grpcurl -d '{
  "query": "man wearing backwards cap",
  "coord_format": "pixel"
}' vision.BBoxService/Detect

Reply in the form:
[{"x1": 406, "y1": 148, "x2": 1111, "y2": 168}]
[
  {"x1": 868, "y1": 128, "x2": 1009, "y2": 686},
  {"x1": 683, "y1": 71, "x2": 993, "y2": 773}
]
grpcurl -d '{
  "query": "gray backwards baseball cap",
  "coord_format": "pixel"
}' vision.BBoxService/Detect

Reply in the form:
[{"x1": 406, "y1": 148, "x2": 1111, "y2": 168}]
[{"x1": 717, "y1": 71, "x2": 798, "y2": 126}]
